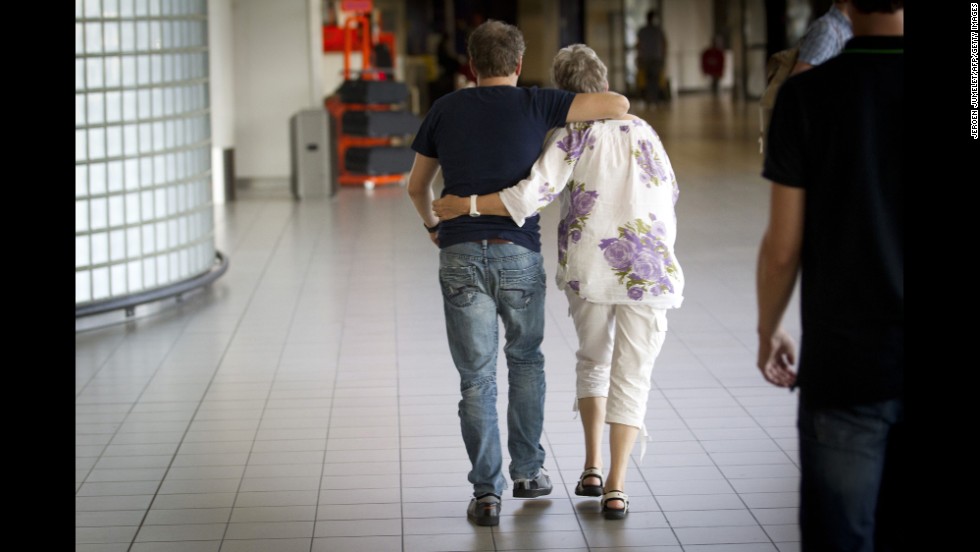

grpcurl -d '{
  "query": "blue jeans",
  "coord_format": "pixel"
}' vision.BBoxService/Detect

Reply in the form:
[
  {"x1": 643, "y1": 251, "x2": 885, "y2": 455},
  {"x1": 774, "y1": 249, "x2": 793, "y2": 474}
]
[
  {"x1": 798, "y1": 397, "x2": 905, "y2": 552},
  {"x1": 439, "y1": 241, "x2": 547, "y2": 498}
]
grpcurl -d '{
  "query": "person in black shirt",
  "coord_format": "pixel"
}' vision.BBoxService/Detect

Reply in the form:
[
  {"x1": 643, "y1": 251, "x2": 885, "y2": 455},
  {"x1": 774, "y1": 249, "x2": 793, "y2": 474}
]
[{"x1": 755, "y1": 1, "x2": 903, "y2": 550}]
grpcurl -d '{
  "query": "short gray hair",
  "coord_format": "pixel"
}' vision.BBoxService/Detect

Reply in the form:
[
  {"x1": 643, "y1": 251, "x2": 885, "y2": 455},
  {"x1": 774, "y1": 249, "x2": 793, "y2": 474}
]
[{"x1": 551, "y1": 44, "x2": 607, "y2": 93}]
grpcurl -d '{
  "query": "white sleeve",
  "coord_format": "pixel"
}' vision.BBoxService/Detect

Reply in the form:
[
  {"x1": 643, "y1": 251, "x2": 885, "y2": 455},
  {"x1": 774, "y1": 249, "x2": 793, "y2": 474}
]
[{"x1": 498, "y1": 128, "x2": 580, "y2": 227}]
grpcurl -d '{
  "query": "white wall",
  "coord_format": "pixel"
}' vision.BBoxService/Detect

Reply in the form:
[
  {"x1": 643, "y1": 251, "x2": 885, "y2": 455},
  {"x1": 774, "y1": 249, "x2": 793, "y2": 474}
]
[
  {"x1": 232, "y1": 0, "x2": 321, "y2": 180},
  {"x1": 208, "y1": 0, "x2": 234, "y2": 204},
  {"x1": 306, "y1": 0, "x2": 325, "y2": 106},
  {"x1": 663, "y1": 0, "x2": 714, "y2": 93}
]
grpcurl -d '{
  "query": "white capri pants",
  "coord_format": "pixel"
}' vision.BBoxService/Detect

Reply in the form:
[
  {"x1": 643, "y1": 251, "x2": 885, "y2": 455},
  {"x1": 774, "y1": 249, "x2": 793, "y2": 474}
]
[{"x1": 566, "y1": 288, "x2": 668, "y2": 429}]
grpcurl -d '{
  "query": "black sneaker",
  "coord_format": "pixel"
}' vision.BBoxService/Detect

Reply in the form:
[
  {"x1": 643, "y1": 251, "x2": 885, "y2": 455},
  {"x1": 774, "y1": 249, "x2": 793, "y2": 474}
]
[
  {"x1": 513, "y1": 469, "x2": 553, "y2": 498},
  {"x1": 467, "y1": 493, "x2": 501, "y2": 526}
]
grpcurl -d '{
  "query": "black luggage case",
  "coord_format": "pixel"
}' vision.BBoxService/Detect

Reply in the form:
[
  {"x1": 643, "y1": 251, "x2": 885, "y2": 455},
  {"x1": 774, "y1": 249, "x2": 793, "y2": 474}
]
[
  {"x1": 337, "y1": 80, "x2": 409, "y2": 104},
  {"x1": 345, "y1": 146, "x2": 415, "y2": 175},
  {"x1": 341, "y1": 111, "x2": 421, "y2": 137}
]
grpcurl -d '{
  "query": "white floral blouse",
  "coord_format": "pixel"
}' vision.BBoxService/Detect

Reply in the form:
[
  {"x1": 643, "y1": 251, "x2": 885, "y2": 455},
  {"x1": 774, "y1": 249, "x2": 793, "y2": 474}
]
[{"x1": 499, "y1": 118, "x2": 684, "y2": 308}]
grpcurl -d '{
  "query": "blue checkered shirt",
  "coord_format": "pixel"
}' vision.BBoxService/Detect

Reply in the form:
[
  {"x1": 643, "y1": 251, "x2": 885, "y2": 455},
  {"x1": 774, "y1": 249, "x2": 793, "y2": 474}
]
[{"x1": 797, "y1": 6, "x2": 853, "y2": 66}]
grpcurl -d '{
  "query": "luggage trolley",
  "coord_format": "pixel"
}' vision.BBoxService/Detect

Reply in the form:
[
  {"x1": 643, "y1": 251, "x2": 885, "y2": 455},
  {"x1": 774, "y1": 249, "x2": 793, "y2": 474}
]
[{"x1": 324, "y1": 11, "x2": 419, "y2": 190}]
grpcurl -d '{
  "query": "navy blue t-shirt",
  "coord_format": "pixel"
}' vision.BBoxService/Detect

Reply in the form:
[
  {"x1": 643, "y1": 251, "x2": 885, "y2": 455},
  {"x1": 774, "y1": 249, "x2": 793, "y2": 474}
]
[{"x1": 411, "y1": 85, "x2": 575, "y2": 251}]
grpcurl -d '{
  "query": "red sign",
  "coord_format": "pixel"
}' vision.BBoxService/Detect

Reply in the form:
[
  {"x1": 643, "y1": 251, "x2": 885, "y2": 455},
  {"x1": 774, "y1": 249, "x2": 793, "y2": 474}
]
[{"x1": 341, "y1": 0, "x2": 372, "y2": 12}]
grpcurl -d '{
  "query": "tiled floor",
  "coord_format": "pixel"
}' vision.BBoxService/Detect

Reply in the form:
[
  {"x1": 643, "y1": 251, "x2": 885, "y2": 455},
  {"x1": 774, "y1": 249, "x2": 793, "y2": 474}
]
[{"x1": 76, "y1": 93, "x2": 803, "y2": 551}]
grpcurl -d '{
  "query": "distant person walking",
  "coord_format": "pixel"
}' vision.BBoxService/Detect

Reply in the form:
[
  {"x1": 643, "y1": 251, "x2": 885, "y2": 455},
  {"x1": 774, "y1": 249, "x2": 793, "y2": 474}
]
[
  {"x1": 636, "y1": 9, "x2": 667, "y2": 106},
  {"x1": 701, "y1": 35, "x2": 725, "y2": 95}
]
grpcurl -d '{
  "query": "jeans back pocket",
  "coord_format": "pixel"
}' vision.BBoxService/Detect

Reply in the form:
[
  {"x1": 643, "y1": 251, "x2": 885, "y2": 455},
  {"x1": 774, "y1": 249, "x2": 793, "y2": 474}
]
[
  {"x1": 499, "y1": 265, "x2": 545, "y2": 310},
  {"x1": 440, "y1": 265, "x2": 480, "y2": 308}
]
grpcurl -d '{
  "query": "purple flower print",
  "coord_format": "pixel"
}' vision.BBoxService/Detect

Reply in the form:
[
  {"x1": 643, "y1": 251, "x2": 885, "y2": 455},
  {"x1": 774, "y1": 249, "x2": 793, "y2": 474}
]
[
  {"x1": 635, "y1": 140, "x2": 669, "y2": 187},
  {"x1": 650, "y1": 220, "x2": 667, "y2": 238},
  {"x1": 568, "y1": 281, "x2": 580, "y2": 292},
  {"x1": 601, "y1": 238, "x2": 636, "y2": 270},
  {"x1": 570, "y1": 187, "x2": 597, "y2": 216},
  {"x1": 556, "y1": 181, "x2": 598, "y2": 269},
  {"x1": 630, "y1": 249, "x2": 662, "y2": 280},
  {"x1": 557, "y1": 218, "x2": 570, "y2": 263},
  {"x1": 538, "y1": 182, "x2": 558, "y2": 204},
  {"x1": 619, "y1": 125, "x2": 630, "y2": 133},
  {"x1": 602, "y1": 216, "x2": 679, "y2": 302},
  {"x1": 622, "y1": 229, "x2": 642, "y2": 248},
  {"x1": 557, "y1": 126, "x2": 595, "y2": 163}
]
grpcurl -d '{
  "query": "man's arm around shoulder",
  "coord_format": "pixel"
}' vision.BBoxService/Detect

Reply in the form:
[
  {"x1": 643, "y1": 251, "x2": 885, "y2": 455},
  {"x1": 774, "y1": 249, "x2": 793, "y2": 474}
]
[{"x1": 566, "y1": 91, "x2": 630, "y2": 122}]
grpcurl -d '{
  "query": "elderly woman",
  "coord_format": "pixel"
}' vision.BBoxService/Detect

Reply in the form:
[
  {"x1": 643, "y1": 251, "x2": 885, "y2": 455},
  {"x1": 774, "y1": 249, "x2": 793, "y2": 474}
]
[{"x1": 432, "y1": 44, "x2": 684, "y2": 519}]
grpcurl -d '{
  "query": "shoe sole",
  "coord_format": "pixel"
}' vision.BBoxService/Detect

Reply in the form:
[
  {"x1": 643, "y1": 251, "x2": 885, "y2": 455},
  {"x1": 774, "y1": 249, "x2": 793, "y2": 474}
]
[
  {"x1": 469, "y1": 515, "x2": 499, "y2": 526},
  {"x1": 468, "y1": 508, "x2": 500, "y2": 526},
  {"x1": 603, "y1": 508, "x2": 627, "y2": 520},
  {"x1": 513, "y1": 487, "x2": 553, "y2": 498},
  {"x1": 575, "y1": 485, "x2": 602, "y2": 497}
]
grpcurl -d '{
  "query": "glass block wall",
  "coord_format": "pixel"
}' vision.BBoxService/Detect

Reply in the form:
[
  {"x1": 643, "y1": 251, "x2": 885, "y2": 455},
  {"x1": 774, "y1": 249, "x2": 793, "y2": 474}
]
[{"x1": 76, "y1": 0, "x2": 216, "y2": 307}]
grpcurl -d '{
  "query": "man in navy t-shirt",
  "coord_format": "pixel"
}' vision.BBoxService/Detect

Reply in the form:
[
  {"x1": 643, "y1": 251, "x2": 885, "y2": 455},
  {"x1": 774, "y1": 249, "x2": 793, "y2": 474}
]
[{"x1": 407, "y1": 20, "x2": 629, "y2": 526}]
